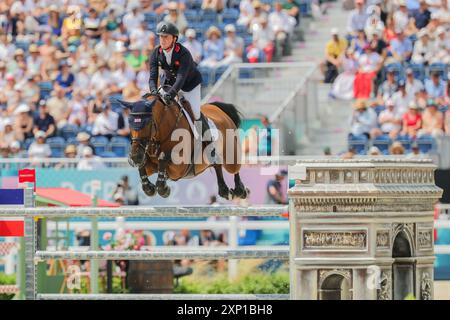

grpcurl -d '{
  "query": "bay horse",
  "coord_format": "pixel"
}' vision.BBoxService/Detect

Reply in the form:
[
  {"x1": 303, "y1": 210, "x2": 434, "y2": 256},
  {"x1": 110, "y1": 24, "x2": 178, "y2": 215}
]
[{"x1": 118, "y1": 94, "x2": 249, "y2": 200}]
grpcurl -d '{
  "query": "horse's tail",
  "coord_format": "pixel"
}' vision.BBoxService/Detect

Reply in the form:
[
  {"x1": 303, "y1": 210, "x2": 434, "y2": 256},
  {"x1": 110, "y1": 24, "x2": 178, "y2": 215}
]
[{"x1": 209, "y1": 102, "x2": 242, "y2": 128}]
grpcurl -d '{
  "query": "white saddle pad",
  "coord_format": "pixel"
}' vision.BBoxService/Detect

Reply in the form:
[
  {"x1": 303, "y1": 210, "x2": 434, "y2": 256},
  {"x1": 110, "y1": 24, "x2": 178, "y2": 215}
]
[{"x1": 181, "y1": 108, "x2": 219, "y2": 141}]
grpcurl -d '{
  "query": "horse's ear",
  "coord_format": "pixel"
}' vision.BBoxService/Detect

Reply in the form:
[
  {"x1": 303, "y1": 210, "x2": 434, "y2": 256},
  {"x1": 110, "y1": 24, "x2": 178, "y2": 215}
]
[{"x1": 116, "y1": 99, "x2": 134, "y2": 109}]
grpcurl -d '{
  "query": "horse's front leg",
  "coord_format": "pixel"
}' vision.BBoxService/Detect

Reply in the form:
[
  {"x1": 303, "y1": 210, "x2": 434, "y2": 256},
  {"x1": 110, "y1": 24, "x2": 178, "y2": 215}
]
[
  {"x1": 139, "y1": 166, "x2": 156, "y2": 197},
  {"x1": 155, "y1": 152, "x2": 171, "y2": 198}
]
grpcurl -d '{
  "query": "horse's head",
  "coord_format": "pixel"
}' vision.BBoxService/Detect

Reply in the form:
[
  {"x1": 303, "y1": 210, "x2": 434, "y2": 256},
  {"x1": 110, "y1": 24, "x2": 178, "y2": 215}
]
[{"x1": 118, "y1": 96, "x2": 159, "y2": 168}]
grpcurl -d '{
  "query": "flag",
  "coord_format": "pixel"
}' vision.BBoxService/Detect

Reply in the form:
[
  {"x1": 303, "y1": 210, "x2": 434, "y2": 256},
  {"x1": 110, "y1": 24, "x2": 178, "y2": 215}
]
[
  {"x1": 18, "y1": 168, "x2": 36, "y2": 191},
  {"x1": 0, "y1": 221, "x2": 24, "y2": 237}
]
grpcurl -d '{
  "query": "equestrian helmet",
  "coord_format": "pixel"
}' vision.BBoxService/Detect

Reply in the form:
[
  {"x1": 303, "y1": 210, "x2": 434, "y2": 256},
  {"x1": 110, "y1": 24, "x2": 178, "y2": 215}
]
[{"x1": 156, "y1": 21, "x2": 179, "y2": 37}]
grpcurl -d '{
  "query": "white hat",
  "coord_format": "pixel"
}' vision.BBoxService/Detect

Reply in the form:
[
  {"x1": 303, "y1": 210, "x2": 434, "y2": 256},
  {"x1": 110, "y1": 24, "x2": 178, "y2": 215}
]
[
  {"x1": 83, "y1": 146, "x2": 93, "y2": 156},
  {"x1": 436, "y1": 26, "x2": 446, "y2": 35},
  {"x1": 386, "y1": 99, "x2": 394, "y2": 106},
  {"x1": 10, "y1": 141, "x2": 20, "y2": 149},
  {"x1": 14, "y1": 104, "x2": 30, "y2": 114},
  {"x1": 129, "y1": 43, "x2": 141, "y2": 51},
  {"x1": 397, "y1": 0, "x2": 406, "y2": 6},
  {"x1": 225, "y1": 24, "x2": 236, "y2": 33},
  {"x1": 35, "y1": 130, "x2": 45, "y2": 139},
  {"x1": 77, "y1": 132, "x2": 91, "y2": 142},
  {"x1": 115, "y1": 41, "x2": 126, "y2": 53},
  {"x1": 185, "y1": 29, "x2": 196, "y2": 38},
  {"x1": 331, "y1": 27, "x2": 339, "y2": 35},
  {"x1": 3, "y1": 118, "x2": 12, "y2": 126},
  {"x1": 79, "y1": 60, "x2": 89, "y2": 68},
  {"x1": 369, "y1": 146, "x2": 381, "y2": 155}
]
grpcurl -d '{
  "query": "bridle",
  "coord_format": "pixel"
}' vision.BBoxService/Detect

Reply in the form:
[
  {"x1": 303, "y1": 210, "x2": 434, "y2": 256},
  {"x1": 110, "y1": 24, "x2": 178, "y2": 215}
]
[{"x1": 128, "y1": 91, "x2": 185, "y2": 168}]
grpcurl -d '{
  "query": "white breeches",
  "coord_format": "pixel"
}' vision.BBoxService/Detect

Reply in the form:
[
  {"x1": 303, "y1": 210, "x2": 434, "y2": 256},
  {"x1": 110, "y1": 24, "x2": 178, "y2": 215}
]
[{"x1": 179, "y1": 84, "x2": 202, "y2": 120}]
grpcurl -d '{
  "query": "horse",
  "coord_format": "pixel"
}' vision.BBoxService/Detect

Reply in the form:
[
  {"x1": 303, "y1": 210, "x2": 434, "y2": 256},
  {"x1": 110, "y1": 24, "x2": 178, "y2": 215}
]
[{"x1": 117, "y1": 94, "x2": 249, "y2": 200}]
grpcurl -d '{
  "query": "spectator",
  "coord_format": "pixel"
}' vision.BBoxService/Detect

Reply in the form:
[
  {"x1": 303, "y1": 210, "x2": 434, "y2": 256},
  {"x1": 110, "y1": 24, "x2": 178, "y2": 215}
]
[
  {"x1": 406, "y1": 141, "x2": 425, "y2": 158},
  {"x1": 419, "y1": 99, "x2": 444, "y2": 137},
  {"x1": 425, "y1": 71, "x2": 446, "y2": 99},
  {"x1": 349, "y1": 99, "x2": 378, "y2": 138},
  {"x1": 365, "y1": 4, "x2": 385, "y2": 36},
  {"x1": 250, "y1": 17, "x2": 275, "y2": 62},
  {"x1": 0, "y1": 119, "x2": 16, "y2": 147},
  {"x1": 95, "y1": 31, "x2": 116, "y2": 62},
  {"x1": 323, "y1": 28, "x2": 348, "y2": 83},
  {"x1": 74, "y1": 60, "x2": 91, "y2": 96},
  {"x1": 164, "y1": 2, "x2": 188, "y2": 35},
  {"x1": 183, "y1": 29, "x2": 203, "y2": 64},
  {"x1": 112, "y1": 176, "x2": 139, "y2": 205},
  {"x1": 84, "y1": 7, "x2": 102, "y2": 40},
  {"x1": 46, "y1": 87, "x2": 69, "y2": 127},
  {"x1": 90, "y1": 61, "x2": 112, "y2": 93},
  {"x1": 432, "y1": 26, "x2": 449, "y2": 64},
  {"x1": 283, "y1": 0, "x2": 300, "y2": 24},
  {"x1": 377, "y1": 69, "x2": 398, "y2": 99},
  {"x1": 92, "y1": 101, "x2": 119, "y2": 138},
  {"x1": 22, "y1": 74, "x2": 40, "y2": 107},
  {"x1": 393, "y1": 0, "x2": 410, "y2": 32},
  {"x1": 392, "y1": 80, "x2": 410, "y2": 115},
  {"x1": 330, "y1": 48, "x2": 358, "y2": 100},
  {"x1": 67, "y1": 90, "x2": 88, "y2": 126},
  {"x1": 26, "y1": 44, "x2": 42, "y2": 76},
  {"x1": 201, "y1": 0, "x2": 224, "y2": 12},
  {"x1": 389, "y1": 141, "x2": 405, "y2": 155},
  {"x1": 61, "y1": 5, "x2": 82, "y2": 44},
  {"x1": 77, "y1": 146, "x2": 105, "y2": 170},
  {"x1": 9, "y1": 140, "x2": 25, "y2": 158},
  {"x1": 412, "y1": 29, "x2": 433, "y2": 64},
  {"x1": 76, "y1": 132, "x2": 94, "y2": 157},
  {"x1": 350, "y1": 29, "x2": 368, "y2": 55},
  {"x1": 14, "y1": 104, "x2": 34, "y2": 141},
  {"x1": 237, "y1": 0, "x2": 256, "y2": 27},
  {"x1": 405, "y1": 68, "x2": 424, "y2": 101},
  {"x1": 55, "y1": 60, "x2": 75, "y2": 95},
  {"x1": 372, "y1": 98, "x2": 402, "y2": 139},
  {"x1": 413, "y1": 0, "x2": 431, "y2": 29},
  {"x1": 28, "y1": 130, "x2": 51, "y2": 160},
  {"x1": 122, "y1": 3, "x2": 145, "y2": 34},
  {"x1": 122, "y1": 77, "x2": 142, "y2": 101},
  {"x1": 347, "y1": 0, "x2": 369, "y2": 35},
  {"x1": 48, "y1": 5, "x2": 64, "y2": 37},
  {"x1": 64, "y1": 144, "x2": 77, "y2": 159},
  {"x1": 136, "y1": 61, "x2": 151, "y2": 92},
  {"x1": 369, "y1": 146, "x2": 382, "y2": 156},
  {"x1": 353, "y1": 42, "x2": 382, "y2": 99},
  {"x1": 222, "y1": 24, "x2": 244, "y2": 64},
  {"x1": 268, "y1": 1, "x2": 295, "y2": 57},
  {"x1": 390, "y1": 29, "x2": 413, "y2": 62},
  {"x1": 125, "y1": 44, "x2": 147, "y2": 72},
  {"x1": 200, "y1": 26, "x2": 225, "y2": 68},
  {"x1": 33, "y1": 100, "x2": 56, "y2": 139},
  {"x1": 111, "y1": 59, "x2": 136, "y2": 94},
  {"x1": 265, "y1": 169, "x2": 288, "y2": 204},
  {"x1": 401, "y1": 102, "x2": 422, "y2": 138}
]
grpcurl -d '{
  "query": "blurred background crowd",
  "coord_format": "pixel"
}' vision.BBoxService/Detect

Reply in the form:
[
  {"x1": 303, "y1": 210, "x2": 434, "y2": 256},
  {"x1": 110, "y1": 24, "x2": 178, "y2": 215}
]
[
  {"x1": 321, "y1": 0, "x2": 449, "y2": 156},
  {"x1": 0, "y1": 0, "x2": 305, "y2": 160}
]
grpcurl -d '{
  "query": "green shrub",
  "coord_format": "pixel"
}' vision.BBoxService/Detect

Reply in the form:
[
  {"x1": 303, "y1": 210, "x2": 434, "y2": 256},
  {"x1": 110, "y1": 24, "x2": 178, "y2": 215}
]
[
  {"x1": 174, "y1": 272, "x2": 289, "y2": 294},
  {"x1": 0, "y1": 273, "x2": 16, "y2": 300}
]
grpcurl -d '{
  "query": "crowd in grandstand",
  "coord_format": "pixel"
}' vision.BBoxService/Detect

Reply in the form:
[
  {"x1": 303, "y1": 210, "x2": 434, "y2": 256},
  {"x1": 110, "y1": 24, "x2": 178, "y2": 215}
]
[
  {"x1": 0, "y1": 0, "x2": 305, "y2": 159},
  {"x1": 324, "y1": 0, "x2": 449, "y2": 156}
]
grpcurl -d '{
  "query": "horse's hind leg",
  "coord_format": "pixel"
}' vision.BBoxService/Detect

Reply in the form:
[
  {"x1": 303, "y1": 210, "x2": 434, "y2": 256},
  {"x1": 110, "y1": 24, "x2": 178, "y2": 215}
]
[
  {"x1": 139, "y1": 166, "x2": 156, "y2": 197},
  {"x1": 231, "y1": 173, "x2": 250, "y2": 199},
  {"x1": 213, "y1": 165, "x2": 233, "y2": 200}
]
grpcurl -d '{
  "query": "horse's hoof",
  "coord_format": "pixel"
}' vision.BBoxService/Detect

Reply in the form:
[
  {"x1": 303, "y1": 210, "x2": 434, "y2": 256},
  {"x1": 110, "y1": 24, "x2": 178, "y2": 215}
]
[
  {"x1": 142, "y1": 183, "x2": 156, "y2": 197},
  {"x1": 158, "y1": 185, "x2": 171, "y2": 198},
  {"x1": 218, "y1": 187, "x2": 231, "y2": 200}
]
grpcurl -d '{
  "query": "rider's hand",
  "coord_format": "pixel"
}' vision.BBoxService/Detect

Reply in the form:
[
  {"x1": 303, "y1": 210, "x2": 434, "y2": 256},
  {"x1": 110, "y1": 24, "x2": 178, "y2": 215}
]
[{"x1": 163, "y1": 93, "x2": 173, "y2": 103}]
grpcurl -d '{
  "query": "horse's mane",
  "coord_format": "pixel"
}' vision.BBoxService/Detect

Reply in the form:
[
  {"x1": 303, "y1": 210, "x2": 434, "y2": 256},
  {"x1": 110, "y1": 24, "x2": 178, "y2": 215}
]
[{"x1": 209, "y1": 102, "x2": 242, "y2": 128}]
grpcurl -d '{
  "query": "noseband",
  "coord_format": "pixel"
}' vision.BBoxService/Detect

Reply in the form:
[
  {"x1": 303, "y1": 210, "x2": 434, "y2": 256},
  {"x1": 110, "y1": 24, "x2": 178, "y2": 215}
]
[{"x1": 128, "y1": 111, "x2": 159, "y2": 169}]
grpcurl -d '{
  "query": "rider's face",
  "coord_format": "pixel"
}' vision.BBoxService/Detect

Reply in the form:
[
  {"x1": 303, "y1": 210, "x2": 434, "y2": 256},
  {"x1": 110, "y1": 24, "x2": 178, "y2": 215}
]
[{"x1": 160, "y1": 35, "x2": 175, "y2": 50}]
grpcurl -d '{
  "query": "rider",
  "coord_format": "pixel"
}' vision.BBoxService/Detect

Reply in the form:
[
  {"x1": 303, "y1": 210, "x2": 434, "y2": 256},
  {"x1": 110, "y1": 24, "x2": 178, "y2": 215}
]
[{"x1": 148, "y1": 21, "x2": 211, "y2": 140}]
